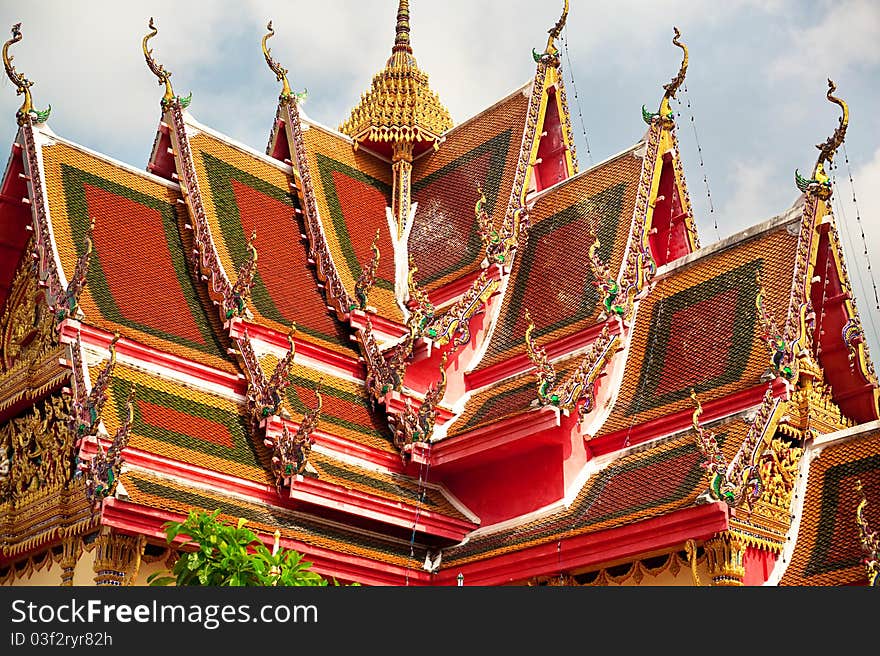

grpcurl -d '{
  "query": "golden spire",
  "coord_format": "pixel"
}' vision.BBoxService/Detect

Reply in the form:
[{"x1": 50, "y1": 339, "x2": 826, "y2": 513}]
[
  {"x1": 3, "y1": 23, "x2": 50, "y2": 126},
  {"x1": 143, "y1": 18, "x2": 176, "y2": 109},
  {"x1": 339, "y1": 0, "x2": 453, "y2": 148},
  {"x1": 262, "y1": 21, "x2": 292, "y2": 101}
]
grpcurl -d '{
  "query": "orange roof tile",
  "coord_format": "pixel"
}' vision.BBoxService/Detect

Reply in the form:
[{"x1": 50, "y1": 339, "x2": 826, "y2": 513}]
[
  {"x1": 780, "y1": 427, "x2": 880, "y2": 586},
  {"x1": 594, "y1": 218, "x2": 800, "y2": 437},
  {"x1": 42, "y1": 141, "x2": 235, "y2": 373},
  {"x1": 408, "y1": 88, "x2": 530, "y2": 292},
  {"x1": 443, "y1": 416, "x2": 746, "y2": 568},
  {"x1": 475, "y1": 145, "x2": 644, "y2": 372},
  {"x1": 300, "y1": 125, "x2": 400, "y2": 322},
  {"x1": 186, "y1": 130, "x2": 356, "y2": 356}
]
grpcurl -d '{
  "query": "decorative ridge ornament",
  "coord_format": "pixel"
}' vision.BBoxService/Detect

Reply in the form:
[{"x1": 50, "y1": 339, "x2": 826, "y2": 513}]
[
  {"x1": 391, "y1": 353, "x2": 447, "y2": 454},
  {"x1": 267, "y1": 383, "x2": 322, "y2": 488},
  {"x1": 524, "y1": 309, "x2": 557, "y2": 404},
  {"x1": 588, "y1": 236, "x2": 623, "y2": 321},
  {"x1": 855, "y1": 480, "x2": 879, "y2": 586},
  {"x1": 68, "y1": 332, "x2": 120, "y2": 442},
  {"x1": 424, "y1": 268, "x2": 499, "y2": 351},
  {"x1": 77, "y1": 384, "x2": 136, "y2": 506},
  {"x1": 642, "y1": 27, "x2": 687, "y2": 128},
  {"x1": 2, "y1": 23, "x2": 50, "y2": 125},
  {"x1": 238, "y1": 327, "x2": 296, "y2": 420},
  {"x1": 262, "y1": 21, "x2": 292, "y2": 101},
  {"x1": 54, "y1": 218, "x2": 94, "y2": 324},
  {"x1": 338, "y1": 0, "x2": 452, "y2": 145},
  {"x1": 142, "y1": 18, "x2": 191, "y2": 110},
  {"x1": 227, "y1": 230, "x2": 258, "y2": 320},
  {"x1": 690, "y1": 388, "x2": 772, "y2": 509},
  {"x1": 352, "y1": 229, "x2": 380, "y2": 312},
  {"x1": 532, "y1": 0, "x2": 568, "y2": 66},
  {"x1": 475, "y1": 186, "x2": 501, "y2": 258},
  {"x1": 406, "y1": 257, "x2": 435, "y2": 341},
  {"x1": 795, "y1": 79, "x2": 848, "y2": 200}
]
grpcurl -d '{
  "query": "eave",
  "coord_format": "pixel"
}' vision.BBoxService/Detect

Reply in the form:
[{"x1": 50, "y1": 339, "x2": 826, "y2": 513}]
[{"x1": 432, "y1": 501, "x2": 729, "y2": 586}]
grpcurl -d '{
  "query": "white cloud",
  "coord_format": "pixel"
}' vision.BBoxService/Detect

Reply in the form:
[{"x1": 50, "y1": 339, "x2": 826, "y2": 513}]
[{"x1": 770, "y1": 0, "x2": 880, "y2": 80}]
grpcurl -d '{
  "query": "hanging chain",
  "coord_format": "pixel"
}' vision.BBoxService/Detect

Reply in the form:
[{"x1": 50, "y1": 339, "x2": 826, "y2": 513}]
[
  {"x1": 562, "y1": 26, "x2": 593, "y2": 166},
  {"x1": 843, "y1": 144, "x2": 880, "y2": 309},
  {"x1": 405, "y1": 445, "x2": 432, "y2": 586},
  {"x1": 678, "y1": 84, "x2": 719, "y2": 242}
]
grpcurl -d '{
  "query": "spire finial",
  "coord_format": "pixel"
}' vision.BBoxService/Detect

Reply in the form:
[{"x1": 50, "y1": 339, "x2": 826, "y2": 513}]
[
  {"x1": 545, "y1": 0, "x2": 569, "y2": 55},
  {"x1": 262, "y1": 21, "x2": 292, "y2": 101},
  {"x1": 795, "y1": 79, "x2": 849, "y2": 199},
  {"x1": 3, "y1": 23, "x2": 50, "y2": 125},
  {"x1": 143, "y1": 18, "x2": 175, "y2": 109},
  {"x1": 393, "y1": 0, "x2": 412, "y2": 54},
  {"x1": 660, "y1": 27, "x2": 688, "y2": 115}
]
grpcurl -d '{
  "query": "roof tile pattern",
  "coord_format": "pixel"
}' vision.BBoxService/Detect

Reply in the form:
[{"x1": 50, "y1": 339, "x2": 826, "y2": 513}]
[
  {"x1": 188, "y1": 132, "x2": 355, "y2": 355},
  {"x1": 450, "y1": 353, "x2": 586, "y2": 437},
  {"x1": 476, "y1": 146, "x2": 644, "y2": 372},
  {"x1": 595, "y1": 222, "x2": 800, "y2": 436},
  {"x1": 42, "y1": 142, "x2": 233, "y2": 372},
  {"x1": 300, "y1": 126, "x2": 399, "y2": 321},
  {"x1": 283, "y1": 361, "x2": 396, "y2": 453},
  {"x1": 96, "y1": 363, "x2": 269, "y2": 484},
  {"x1": 443, "y1": 418, "x2": 745, "y2": 567},
  {"x1": 408, "y1": 89, "x2": 529, "y2": 291},
  {"x1": 780, "y1": 429, "x2": 880, "y2": 586},
  {"x1": 121, "y1": 470, "x2": 421, "y2": 569}
]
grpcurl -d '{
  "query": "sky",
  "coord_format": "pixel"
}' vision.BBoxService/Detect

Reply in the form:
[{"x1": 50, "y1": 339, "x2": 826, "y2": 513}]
[{"x1": 1, "y1": 0, "x2": 879, "y2": 358}]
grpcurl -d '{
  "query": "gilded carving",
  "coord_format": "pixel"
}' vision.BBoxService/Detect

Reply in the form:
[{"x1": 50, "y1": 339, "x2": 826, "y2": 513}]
[
  {"x1": 0, "y1": 393, "x2": 74, "y2": 502},
  {"x1": 0, "y1": 247, "x2": 57, "y2": 372}
]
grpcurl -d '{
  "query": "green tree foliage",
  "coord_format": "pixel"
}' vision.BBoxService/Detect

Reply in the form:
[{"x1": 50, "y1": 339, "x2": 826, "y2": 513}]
[{"x1": 146, "y1": 509, "x2": 329, "y2": 586}]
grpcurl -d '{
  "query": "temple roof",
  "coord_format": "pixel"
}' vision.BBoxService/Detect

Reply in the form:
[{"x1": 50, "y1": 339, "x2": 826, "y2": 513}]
[
  {"x1": 42, "y1": 134, "x2": 236, "y2": 373},
  {"x1": 778, "y1": 421, "x2": 880, "y2": 586}
]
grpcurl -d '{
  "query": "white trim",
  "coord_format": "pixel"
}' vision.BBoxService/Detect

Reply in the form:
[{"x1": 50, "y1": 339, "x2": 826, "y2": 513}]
[
  {"x1": 183, "y1": 112, "x2": 294, "y2": 175},
  {"x1": 654, "y1": 202, "x2": 804, "y2": 280},
  {"x1": 34, "y1": 125, "x2": 181, "y2": 190}
]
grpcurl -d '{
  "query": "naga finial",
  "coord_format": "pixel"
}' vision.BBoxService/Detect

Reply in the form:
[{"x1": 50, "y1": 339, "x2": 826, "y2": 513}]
[
  {"x1": 262, "y1": 21, "x2": 292, "y2": 101},
  {"x1": 532, "y1": 0, "x2": 568, "y2": 65},
  {"x1": 795, "y1": 79, "x2": 849, "y2": 200},
  {"x1": 3, "y1": 23, "x2": 50, "y2": 126},
  {"x1": 658, "y1": 27, "x2": 688, "y2": 121},
  {"x1": 143, "y1": 18, "x2": 176, "y2": 109}
]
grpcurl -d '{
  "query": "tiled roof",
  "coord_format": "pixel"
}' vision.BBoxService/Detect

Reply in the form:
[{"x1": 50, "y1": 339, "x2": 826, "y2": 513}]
[
  {"x1": 475, "y1": 145, "x2": 644, "y2": 372},
  {"x1": 443, "y1": 417, "x2": 746, "y2": 567},
  {"x1": 780, "y1": 428, "x2": 880, "y2": 586},
  {"x1": 120, "y1": 469, "x2": 421, "y2": 569},
  {"x1": 408, "y1": 88, "x2": 530, "y2": 292},
  {"x1": 299, "y1": 125, "x2": 400, "y2": 322},
  {"x1": 42, "y1": 141, "x2": 235, "y2": 373},
  {"x1": 449, "y1": 353, "x2": 586, "y2": 437},
  {"x1": 96, "y1": 363, "x2": 269, "y2": 484},
  {"x1": 187, "y1": 131, "x2": 355, "y2": 356},
  {"x1": 284, "y1": 361, "x2": 396, "y2": 454},
  {"x1": 594, "y1": 219, "x2": 800, "y2": 437}
]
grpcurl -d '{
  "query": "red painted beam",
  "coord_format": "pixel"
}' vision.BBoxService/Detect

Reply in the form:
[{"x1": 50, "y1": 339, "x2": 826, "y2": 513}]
[
  {"x1": 227, "y1": 317, "x2": 363, "y2": 379},
  {"x1": 58, "y1": 319, "x2": 247, "y2": 395},
  {"x1": 430, "y1": 406, "x2": 562, "y2": 469},
  {"x1": 432, "y1": 501, "x2": 729, "y2": 586}
]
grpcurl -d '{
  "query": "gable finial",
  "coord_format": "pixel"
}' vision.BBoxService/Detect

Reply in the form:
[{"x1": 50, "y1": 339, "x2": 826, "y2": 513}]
[
  {"x1": 642, "y1": 27, "x2": 688, "y2": 127},
  {"x1": 143, "y1": 18, "x2": 175, "y2": 109},
  {"x1": 262, "y1": 21, "x2": 292, "y2": 101},
  {"x1": 795, "y1": 79, "x2": 848, "y2": 200},
  {"x1": 532, "y1": 1, "x2": 569, "y2": 65},
  {"x1": 3, "y1": 23, "x2": 50, "y2": 125}
]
